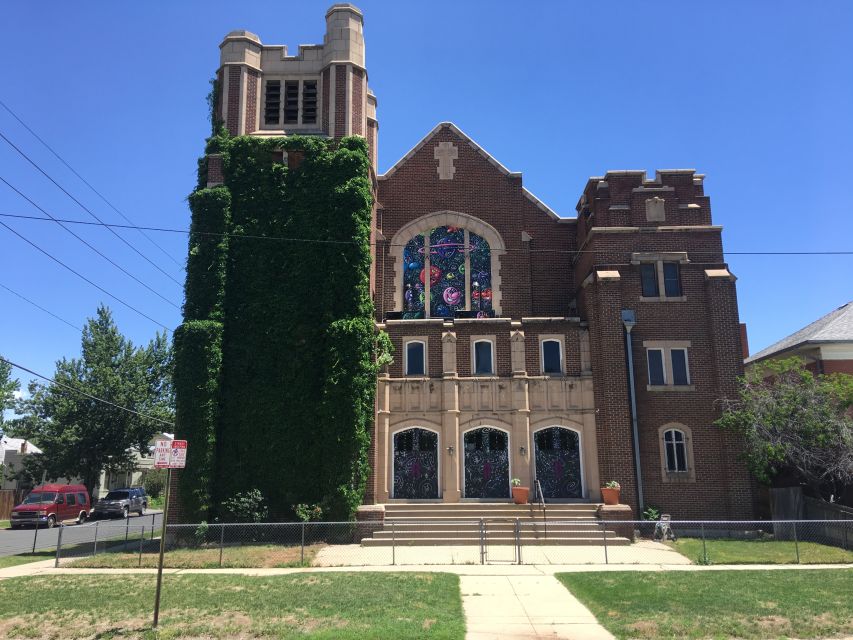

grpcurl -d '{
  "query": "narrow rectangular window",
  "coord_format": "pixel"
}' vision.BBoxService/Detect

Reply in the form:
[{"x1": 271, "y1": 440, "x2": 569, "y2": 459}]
[
  {"x1": 640, "y1": 263, "x2": 659, "y2": 297},
  {"x1": 663, "y1": 262, "x2": 682, "y2": 297},
  {"x1": 542, "y1": 340, "x2": 562, "y2": 375},
  {"x1": 647, "y1": 349, "x2": 665, "y2": 385},
  {"x1": 474, "y1": 341, "x2": 494, "y2": 375},
  {"x1": 264, "y1": 80, "x2": 281, "y2": 125},
  {"x1": 671, "y1": 348, "x2": 689, "y2": 385},
  {"x1": 302, "y1": 80, "x2": 317, "y2": 124},
  {"x1": 284, "y1": 81, "x2": 299, "y2": 124},
  {"x1": 405, "y1": 341, "x2": 425, "y2": 376}
]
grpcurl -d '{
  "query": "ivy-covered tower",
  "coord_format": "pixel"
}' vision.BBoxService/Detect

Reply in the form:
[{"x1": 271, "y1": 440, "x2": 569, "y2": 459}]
[{"x1": 172, "y1": 4, "x2": 380, "y2": 522}]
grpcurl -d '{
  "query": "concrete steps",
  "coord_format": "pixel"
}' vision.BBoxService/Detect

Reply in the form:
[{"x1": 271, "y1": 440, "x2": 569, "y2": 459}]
[{"x1": 361, "y1": 502, "x2": 631, "y2": 547}]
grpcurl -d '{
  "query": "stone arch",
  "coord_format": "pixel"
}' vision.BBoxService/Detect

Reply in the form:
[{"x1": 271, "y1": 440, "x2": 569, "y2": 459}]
[
  {"x1": 460, "y1": 423, "x2": 511, "y2": 499},
  {"x1": 389, "y1": 211, "x2": 506, "y2": 315},
  {"x1": 390, "y1": 425, "x2": 441, "y2": 500}
]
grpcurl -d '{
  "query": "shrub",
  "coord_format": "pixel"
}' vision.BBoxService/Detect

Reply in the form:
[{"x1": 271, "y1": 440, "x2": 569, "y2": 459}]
[
  {"x1": 294, "y1": 503, "x2": 323, "y2": 522},
  {"x1": 221, "y1": 489, "x2": 268, "y2": 523},
  {"x1": 142, "y1": 468, "x2": 167, "y2": 499}
]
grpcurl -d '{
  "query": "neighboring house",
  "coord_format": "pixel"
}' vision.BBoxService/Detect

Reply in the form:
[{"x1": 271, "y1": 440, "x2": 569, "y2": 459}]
[
  {"x1": 746, "y1": 301, "x2": 853, "y2": 375},
  {"x1": 96, "y1": 432, "x2": 173, "y2": 498},
  {"x1": 0, "y1": 436, "x2": 42, "y2": 490}
]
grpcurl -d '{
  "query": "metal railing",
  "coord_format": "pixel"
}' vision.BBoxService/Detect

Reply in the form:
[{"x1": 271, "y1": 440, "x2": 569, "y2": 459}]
[
  {"x1": 534, "y1": 479, "x2": 547, "y2": 539},
  {"x1": 17, "y1": 517, "x2": 853, "y2": 569}
]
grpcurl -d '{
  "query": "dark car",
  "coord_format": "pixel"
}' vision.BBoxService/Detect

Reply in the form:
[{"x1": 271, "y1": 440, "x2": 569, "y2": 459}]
[{"x1": 91, "y1": 487, "x2": 147, "y2": 519}]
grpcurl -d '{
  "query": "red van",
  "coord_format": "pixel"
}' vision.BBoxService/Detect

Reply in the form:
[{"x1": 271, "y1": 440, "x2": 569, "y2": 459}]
[{"x1": 9, "y1": 484, "x2": 91, "y2": 529}]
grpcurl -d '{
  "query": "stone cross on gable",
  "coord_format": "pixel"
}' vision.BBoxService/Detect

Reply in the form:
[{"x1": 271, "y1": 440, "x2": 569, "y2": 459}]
[{"x1": 434, "y1": 141, "x2": 458, "y2": 180}]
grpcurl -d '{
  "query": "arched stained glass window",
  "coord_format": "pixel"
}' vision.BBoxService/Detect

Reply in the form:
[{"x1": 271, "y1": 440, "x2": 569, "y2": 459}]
[{"x1": 401, "y1": 225, "x2": 492, "y2": 319}]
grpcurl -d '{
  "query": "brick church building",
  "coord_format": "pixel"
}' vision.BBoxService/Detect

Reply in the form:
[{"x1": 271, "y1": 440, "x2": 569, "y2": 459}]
[{"x1": 209, "y1": 3, "x2": 755, "y2": 519}]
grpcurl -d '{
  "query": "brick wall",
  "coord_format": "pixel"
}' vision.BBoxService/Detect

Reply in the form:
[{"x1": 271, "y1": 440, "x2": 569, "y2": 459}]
[
  {"x1": 225, "y1": 66, "x2": 241, "y2": 136},
  {"x1": 245, "y1": 69, "x2": 258, "y2": 134},
  {"x1": 334, "y1": 65, "x2": 346, "y2": 138},
  {"x1": 352, "y1": 68, "x2": 363, "y2": 136}
]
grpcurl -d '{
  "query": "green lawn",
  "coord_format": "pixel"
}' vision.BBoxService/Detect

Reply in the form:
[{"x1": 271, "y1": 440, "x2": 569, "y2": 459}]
[
  {"x1": 558, "y1": 569, "x2": 853, "y2": 639},
  {"x1": 0, "y1": 551, "x2": 54, "y2": 569},
  {"x1": 0, "y1": 572, "x2": 465, "y2": 638},
  {"x1": 0, "y1": 520, "x2": 10, "y2": 529},
  {"x1": 670, "y1": 536, "x2": 853, "y2": 564}
]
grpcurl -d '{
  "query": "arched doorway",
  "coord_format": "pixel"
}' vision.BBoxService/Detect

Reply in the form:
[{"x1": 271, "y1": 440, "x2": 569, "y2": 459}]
[
  {"x1": 463, "y1": 427, "x2": 510, "y2": 499},
  {"x1": 393, "y1": 428, "x2": 439, "y2": 499},
  {"x1": 534, "y1": 427, "x2": 583, "y2": 499}
]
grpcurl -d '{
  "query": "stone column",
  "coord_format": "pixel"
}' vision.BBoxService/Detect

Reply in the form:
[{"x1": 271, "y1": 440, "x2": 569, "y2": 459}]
[
  {"x1": 375, "y1": 375, "x2": 391, "y2": 503},
  {"x1": 441, "y1": 331, "x2": 461, "y2": 501}
]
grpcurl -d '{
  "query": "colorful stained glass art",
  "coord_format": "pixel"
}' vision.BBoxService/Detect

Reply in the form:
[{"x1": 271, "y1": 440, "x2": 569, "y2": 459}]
[
  {"x1": 402, "y1": 234, "x2": 425, "y2": 318},
  {"x1": 430, "y1": 226, "x2": 466, "y2": 317}
]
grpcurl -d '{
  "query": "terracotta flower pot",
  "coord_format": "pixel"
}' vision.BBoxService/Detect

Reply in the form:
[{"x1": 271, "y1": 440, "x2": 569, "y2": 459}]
[
  {"x1": 511, "y1": 486, "x2": 530, "y2": 505},
  {"x1": 601, "y1": 487, "x2": 621, "y2": 505}
]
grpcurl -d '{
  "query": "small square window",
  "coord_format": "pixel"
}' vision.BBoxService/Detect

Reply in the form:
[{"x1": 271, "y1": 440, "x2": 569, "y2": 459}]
[
  {"x1": 640, "y1": 264, "x2": 659, "y2": 297},
  {"x1": 663, "y1": 262, "x2": 682, "y2": 297},
  {"x1": 671, "y1": 348, "x2": 689, "y2": 385},
  {"x1": 405, "y1": 341, "x2": 425, "y2": 376},
  {"x1": 647, "y1": 349, "x2": 665, "y2": 385},
  {"x1": 474, "y1": 341, "x2": 494, "y2": 375},
  {"x1": 542, "y1": 340, "x2": 562, "y2": 375}
]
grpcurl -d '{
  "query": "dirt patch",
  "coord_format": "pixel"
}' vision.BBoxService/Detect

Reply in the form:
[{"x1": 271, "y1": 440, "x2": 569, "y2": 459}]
[
  {"x1": 422, "y1": 618, "x2": 436, "y2": 630},
  {"x1": 756, "y1": 615, "x2": 792, "y2": 631},
  {"x1": 625, "y1": 620, "x2": 659, "y2": 637}
]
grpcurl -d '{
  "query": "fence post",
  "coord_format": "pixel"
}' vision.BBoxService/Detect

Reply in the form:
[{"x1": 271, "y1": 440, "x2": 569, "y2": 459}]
[
  {"x1": 92, "y1": 521, "x2": 100, "y2": 556},
  {"x1": 844, "y1": 519, "x2": 849, "y2": 551},
  {"x1": 32, "y1": 520, "x2": 39, "y2": 554},
  {"x1": 479, "y1": 518, "x2": 485, "y2": 565},
  {"x1": 602, "y1": 522, "x2": 608, "y2": 565},
  {"x1": 701, "y1": 523, "x2": 708, "y2": 564},
  {"x1": 54, "y1": 524, "x2": 64, "y2": 568},
  {"x1": 219, "y1": 524, "x2": 226, "y2": 568},
  {"x1": 391, "y1": 521, "x2": 396, "y2": 566},
  {"x1": 151, "y1": 512, "x2": 156, "y2": 540},
  {"x1": 300, "y1": 523, "x2": 306, "y2": 566},
  {"x1": 125, "y1": 516, "x2": 130, "y2": 547},
  {"x1": 139, "y1": 526, "x2": 145, "y2": 567},
  {"x1": 793, "y1": 521, "x2": 800, "y2": 564}
]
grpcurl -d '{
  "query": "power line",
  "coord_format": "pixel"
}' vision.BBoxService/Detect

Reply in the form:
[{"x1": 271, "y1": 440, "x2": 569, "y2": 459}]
[
  {"x1": 0, "y1": 356, "x2": 175, "y2": 428},
  {"x1": 0, "y1": 219, "x2": 171, "y2": 331},
  {"x1": 0, "y1": 99, "x2": 184, "y2": 268},
  {"x1": 0, "y1": 211, "x2": 851, "y2": 256},
  {"x1": 0, "y1": 176, "x2": 180, "y2": 309},
  {"x1": 0, "y1": 281, "x2": 82, "y2": 332},
  {"x1": 0, "y1": 128, "x2": 183, "y2": 286}
]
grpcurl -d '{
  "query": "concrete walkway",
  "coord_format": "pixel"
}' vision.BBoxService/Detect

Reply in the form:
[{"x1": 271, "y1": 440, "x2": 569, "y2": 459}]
[{"x1": 462, "y1": 574, "x2": 613, "y2": 639}]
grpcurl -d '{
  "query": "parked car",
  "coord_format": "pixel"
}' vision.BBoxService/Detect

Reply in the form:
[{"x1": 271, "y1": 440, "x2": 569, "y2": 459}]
[
  {"x1": 91, "y1": 487, "x2": 147, "y2": 519},
  {"x1": 9, "y1": 484, "x2": 90, "y2": 529}
]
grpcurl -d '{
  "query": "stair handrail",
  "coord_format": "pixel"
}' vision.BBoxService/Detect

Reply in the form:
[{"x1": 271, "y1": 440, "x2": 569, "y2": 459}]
[{"x1": 534, "y1": 479, "x2": 547, "y2": 539}]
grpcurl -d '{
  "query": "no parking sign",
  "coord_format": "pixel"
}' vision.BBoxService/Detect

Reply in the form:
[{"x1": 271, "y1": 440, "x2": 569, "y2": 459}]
[{"x1": 154, "y1": 440, "x2": 187, "y2": 469}]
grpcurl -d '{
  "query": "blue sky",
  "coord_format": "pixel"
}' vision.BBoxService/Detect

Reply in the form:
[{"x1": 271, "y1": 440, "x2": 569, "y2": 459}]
[{"x1": 1, "y1": 1, "x2": 851, "y2": 392}]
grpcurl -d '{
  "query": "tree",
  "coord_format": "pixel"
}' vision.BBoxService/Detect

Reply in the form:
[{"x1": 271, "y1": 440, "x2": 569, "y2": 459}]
[
  {"x1": 716, "y1": 358, "x2": 853, "y2": 501},
  {"x1": 11, "y1": 305, "x2": 174, "y2": 496},
  {"x1": 0, "y1": 355, "x2": 21, "y2": 433}
]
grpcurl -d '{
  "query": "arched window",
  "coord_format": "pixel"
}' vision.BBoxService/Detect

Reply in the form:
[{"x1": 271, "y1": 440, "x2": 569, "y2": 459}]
[
  {"x1": 402, "y1": 225, "x2": 492, "y2": 319},
  {"x1": 663, "y1": 429, "x2": 688, "y2": 473}
]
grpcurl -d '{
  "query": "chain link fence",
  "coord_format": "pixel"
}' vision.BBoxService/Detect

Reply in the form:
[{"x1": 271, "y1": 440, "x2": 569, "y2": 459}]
[{"x1": 42, "y1": 518, "x2": 853, "y2": 568}]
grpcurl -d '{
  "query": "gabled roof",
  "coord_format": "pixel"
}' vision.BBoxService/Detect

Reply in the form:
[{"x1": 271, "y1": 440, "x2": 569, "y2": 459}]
[
  {"x1": 0, "y1": 436, "x2": 42, "y2": 454},
  {"x1": 747, "y1": 301, "x2": 853, "y2": 363},
  {"x1": 379, "y1": 122, "x2": 570, "y2": 222}
]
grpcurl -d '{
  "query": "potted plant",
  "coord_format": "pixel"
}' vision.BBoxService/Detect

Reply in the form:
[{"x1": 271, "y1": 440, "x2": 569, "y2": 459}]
[
  {"x1": 510, "y1": 478, "x2": 529, "y2": 504},
  {"x1": 601, "y1": 480, "x2": 621, "y2": 505}
]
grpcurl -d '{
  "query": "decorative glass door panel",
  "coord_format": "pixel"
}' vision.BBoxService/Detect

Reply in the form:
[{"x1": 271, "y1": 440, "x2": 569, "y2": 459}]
[
  {"x1": 534, "y1": 427, "x2": 582, "y2": 499},
  {"x1": 393, "y1": 428, "x2": 439, "y2": 499},
  {"x1": 463, "y1": 427, "x2": 510, "y2": 499}
]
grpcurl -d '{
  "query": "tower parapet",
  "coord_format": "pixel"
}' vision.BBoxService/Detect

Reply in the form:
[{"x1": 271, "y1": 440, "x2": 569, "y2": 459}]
[{"x1": 216, "y1": 3, "x2": 375, "y2": 162}]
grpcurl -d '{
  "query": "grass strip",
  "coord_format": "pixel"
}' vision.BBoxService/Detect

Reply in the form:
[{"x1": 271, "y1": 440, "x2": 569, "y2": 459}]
[
  {"x1": 670, "y1": 537, "x2": 853, "y2": 564},
  {"x1": 558, "y1": 569, "x2": 853, "y2": 639},
  {"x1": 68, "y1": 543, "x2": 325, "y2": 568},
  {"x1": 0, "y1": 572, "x2": 465, "y2": 638}
]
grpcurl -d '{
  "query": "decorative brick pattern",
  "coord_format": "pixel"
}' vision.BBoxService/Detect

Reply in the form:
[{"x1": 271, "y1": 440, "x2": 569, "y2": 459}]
[
  {"x1": 352, "y1": 68, "x2": 363, "y2": 136},
  {"x1": 245, "y1": 69, "x2": 259, "y2": 133},
  {"x1": 225, "y1": 66, "x2": 241, "y2": 136}
]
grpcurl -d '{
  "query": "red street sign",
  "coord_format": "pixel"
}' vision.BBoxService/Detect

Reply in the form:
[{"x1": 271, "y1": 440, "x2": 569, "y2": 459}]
[{"x1": 154, "y1": 439, "x2": 187, "y2": 469}]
